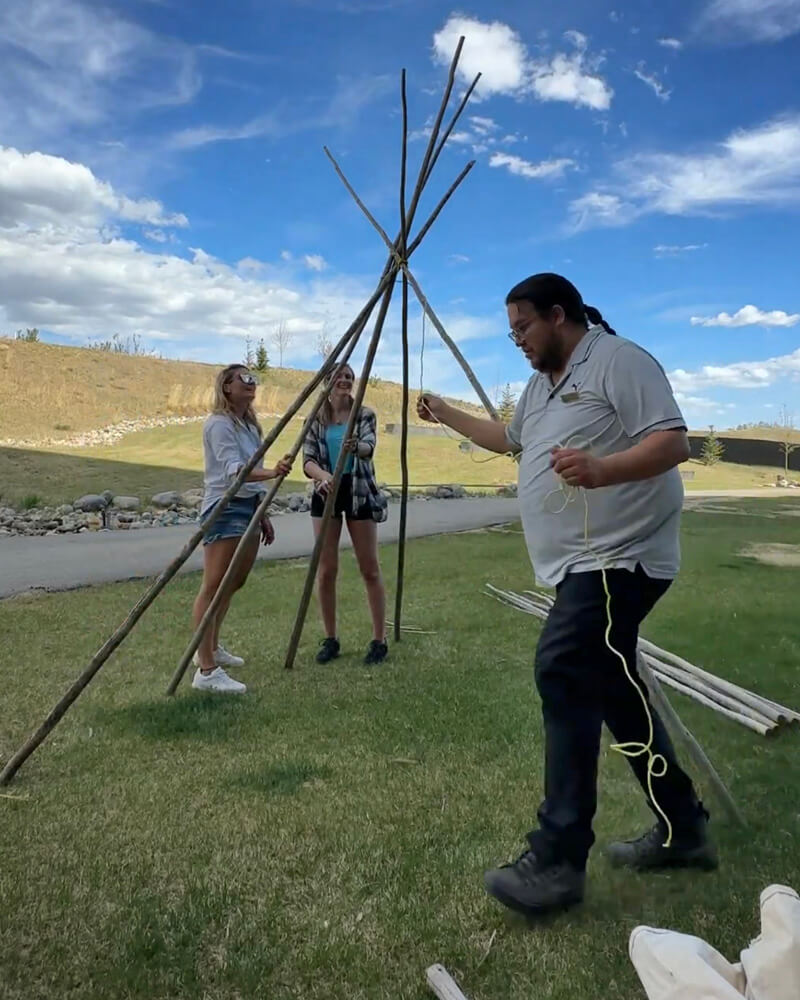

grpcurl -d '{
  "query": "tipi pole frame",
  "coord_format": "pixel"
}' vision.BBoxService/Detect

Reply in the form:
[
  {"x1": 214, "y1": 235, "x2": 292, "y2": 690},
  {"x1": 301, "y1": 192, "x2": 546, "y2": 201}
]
[
  {"x1": 283, "y1": 40, "x2": 476, "y2": 669},
  {"x1": 0, "y1": 36, "x2": 483, "y2": 783}
]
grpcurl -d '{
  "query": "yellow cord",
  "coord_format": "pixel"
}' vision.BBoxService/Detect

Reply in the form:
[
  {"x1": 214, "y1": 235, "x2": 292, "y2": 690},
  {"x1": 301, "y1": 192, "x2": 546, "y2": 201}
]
[{"x1": 547, "y1": 435, "x2": 673, "y2": 847}]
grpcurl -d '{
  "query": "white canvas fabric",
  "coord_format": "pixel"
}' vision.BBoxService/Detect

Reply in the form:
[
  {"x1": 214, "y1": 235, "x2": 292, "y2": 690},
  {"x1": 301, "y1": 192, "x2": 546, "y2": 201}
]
[
  {"x1": 741, "y1": 885, "x2": 800, "y2": 1000},
  {"x1": 629, "y1": 885, "x2": 800, "y2": 1000}
]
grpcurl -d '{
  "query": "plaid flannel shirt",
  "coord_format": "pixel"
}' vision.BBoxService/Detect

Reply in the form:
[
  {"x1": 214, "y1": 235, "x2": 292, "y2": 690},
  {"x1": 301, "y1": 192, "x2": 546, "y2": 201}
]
[{"x1": 303, "y1": 406, "x2": 388, "y2": 523}]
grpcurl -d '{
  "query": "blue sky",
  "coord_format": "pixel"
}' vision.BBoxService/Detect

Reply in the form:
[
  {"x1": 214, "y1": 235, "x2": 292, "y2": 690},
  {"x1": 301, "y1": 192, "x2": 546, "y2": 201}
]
[{"x1": 1, "y1": 0, "x2": 799, "y2": 429}]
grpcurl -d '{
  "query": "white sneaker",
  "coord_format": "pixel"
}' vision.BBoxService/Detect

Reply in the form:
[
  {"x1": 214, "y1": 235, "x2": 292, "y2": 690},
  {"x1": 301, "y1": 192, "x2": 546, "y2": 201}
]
[
  {"x1": 191, "y1": 666, "x2": 247, "y2": 694},
  {"x1": 214, "y1": 643, "x2": 245, "y2": 668}
]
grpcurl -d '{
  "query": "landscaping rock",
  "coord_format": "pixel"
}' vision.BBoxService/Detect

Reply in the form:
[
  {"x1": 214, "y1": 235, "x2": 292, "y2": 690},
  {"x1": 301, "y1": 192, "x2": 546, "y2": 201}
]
[
  {"x1": 74, "y1": 494, "x2": 108, "y2": 512},
  {"x1": 113, "y1": 496, "x2": 141, "y2": 511},
  {"x1": 180, "y1": 490, "x2": 203, "y2": 509},
  {"x1": 151, "y1": 491, "x2": 182, "y2": 509}
]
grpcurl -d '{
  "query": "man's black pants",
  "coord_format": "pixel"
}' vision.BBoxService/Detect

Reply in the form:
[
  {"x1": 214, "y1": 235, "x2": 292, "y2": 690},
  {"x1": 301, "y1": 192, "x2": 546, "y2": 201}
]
[{"x1": 527, "y1": 564, "x2": 702, "y2": 871}]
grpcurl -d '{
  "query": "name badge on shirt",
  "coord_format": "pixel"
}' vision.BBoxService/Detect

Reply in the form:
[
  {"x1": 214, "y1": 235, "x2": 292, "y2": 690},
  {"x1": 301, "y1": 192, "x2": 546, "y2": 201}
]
[{"x1": 560, "y1": 390, "x2": 581, "y2": 403}]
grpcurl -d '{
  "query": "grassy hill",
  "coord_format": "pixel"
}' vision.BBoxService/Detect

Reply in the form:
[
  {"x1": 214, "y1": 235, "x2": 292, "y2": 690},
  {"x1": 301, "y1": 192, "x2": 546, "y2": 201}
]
[
  {"x1": 0, "y1": 339, "x2": 791, "y2": 507},
  {"x1": 0, "y1": 339, "x2": 483, "y2": 443}
]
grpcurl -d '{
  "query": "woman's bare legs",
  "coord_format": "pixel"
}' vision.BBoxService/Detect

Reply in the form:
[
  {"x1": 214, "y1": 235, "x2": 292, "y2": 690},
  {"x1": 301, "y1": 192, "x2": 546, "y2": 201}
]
[
  {"x1": 192, "y1": 534, "x2": 259, "y2": 672},
  {"x1": 313, "y1": 515, "x2": 344, "y2": 637},
  {"x1": 347, "y1": 518, "x2": 385, "y2": 642}
]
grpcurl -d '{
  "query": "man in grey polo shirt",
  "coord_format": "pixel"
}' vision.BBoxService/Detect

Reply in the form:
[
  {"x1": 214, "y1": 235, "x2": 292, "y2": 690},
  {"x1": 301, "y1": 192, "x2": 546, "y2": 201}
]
[{"x1": 418, "y1": 273, "x2": 717, "y2": 916}]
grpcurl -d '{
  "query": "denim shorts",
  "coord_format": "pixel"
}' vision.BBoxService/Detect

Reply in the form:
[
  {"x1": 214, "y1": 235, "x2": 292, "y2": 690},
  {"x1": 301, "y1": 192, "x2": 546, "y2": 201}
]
[{"x1": 202, "y1": 495, "x2": 261, "y2": 545}]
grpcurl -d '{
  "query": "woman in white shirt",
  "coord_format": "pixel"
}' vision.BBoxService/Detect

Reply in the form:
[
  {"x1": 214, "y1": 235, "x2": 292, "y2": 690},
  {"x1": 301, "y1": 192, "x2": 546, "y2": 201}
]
[{"x1": 192, "y1": 364, "x2": 291, "y2": 694}]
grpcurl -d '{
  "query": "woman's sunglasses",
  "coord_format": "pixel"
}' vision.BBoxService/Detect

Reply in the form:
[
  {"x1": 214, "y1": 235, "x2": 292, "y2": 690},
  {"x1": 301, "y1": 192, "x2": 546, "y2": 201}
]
[{"x1": 232, "y1": 372, "x2": 259, "y2": 386}]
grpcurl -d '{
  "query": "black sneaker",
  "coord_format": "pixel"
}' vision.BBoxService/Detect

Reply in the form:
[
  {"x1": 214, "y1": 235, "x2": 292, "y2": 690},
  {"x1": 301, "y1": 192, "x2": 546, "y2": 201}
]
[
  {"x1": 607, "y1": 817, "x2": 718, "y2": 871},
  {"x1": 364, "y1": 639, "x2": 388, "y2": 665},
  {"x1": 484, "y1": 849, "x2": 585, "y2": 916},
  {"x1": 316, "y1": 637, "x2": 340, "y2": 664}
]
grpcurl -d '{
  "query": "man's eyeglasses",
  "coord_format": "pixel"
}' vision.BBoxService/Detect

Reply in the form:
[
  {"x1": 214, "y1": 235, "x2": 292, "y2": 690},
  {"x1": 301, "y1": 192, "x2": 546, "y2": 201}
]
[{"x1": 508, "y1": 330, "x2": 525, "y2": 346}]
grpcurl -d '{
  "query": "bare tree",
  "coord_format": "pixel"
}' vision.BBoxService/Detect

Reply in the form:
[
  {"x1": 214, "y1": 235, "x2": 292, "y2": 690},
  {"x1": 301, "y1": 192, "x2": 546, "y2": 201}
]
[
  {"x1": 778, "y1": 404, "x2": 799, "y2": 476},
  {"x1": 271, "y1": 321, "x2": 293, "y2": 368},
  {"x1": 315, "y1": 320, "x2": 334, "y2": 362}
]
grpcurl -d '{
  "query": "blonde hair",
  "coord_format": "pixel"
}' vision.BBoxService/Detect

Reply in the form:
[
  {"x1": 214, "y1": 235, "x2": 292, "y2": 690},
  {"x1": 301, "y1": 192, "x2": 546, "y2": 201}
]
[
  {"x1": 212, "y1": 364, "x2": 262, "y2": 436},
  {"x1": 318, "y1": 362, "x2": 356, "y2": 427}
]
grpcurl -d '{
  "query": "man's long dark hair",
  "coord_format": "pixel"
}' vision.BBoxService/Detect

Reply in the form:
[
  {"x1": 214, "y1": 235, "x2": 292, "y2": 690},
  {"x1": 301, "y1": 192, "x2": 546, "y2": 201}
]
[{"x1": 506, "y1": 273, "x2": 617, "y2": 335}]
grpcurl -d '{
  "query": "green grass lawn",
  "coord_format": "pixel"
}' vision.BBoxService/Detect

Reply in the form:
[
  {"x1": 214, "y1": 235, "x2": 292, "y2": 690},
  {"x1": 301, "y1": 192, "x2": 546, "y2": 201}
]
[
  {"x1": 0, "y1": 419, "x2": 789, "y2": 509},
  {"x1": 1, "y1": 502, "x2": 799, "y2": 999}
]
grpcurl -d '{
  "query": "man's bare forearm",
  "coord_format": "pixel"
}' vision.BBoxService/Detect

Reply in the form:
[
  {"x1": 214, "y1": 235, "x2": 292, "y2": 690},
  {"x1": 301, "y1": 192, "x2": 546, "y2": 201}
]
[
  {"x1": 598, "y1": 429, "x2": 690, "y2": 486},
  {"x1": 437, "y1": 404, "x2": 513, "y2": 454}
]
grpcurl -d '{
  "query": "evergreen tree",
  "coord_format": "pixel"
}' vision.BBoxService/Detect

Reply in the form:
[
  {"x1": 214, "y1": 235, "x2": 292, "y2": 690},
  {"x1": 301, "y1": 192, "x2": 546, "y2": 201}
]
[
  {"x1": 255, "y1": 338, "x2": 269, "y2": 372},
  {"x1": 701, "y1": 425, "x2": 725, "y2": 466},
  {"x1": 498, "y1": 383, "x2": 517, "y2": 422}
]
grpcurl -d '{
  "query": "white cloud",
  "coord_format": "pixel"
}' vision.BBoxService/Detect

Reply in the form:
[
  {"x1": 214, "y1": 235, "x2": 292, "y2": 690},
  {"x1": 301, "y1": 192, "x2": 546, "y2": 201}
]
[
  {"x1": 690, "y1": 305, "x2": 800, "y2": 327},
  {"x1": 433, "y1": 314, "x2": 499, "y2": 344},
  {"x1": 654, "y1": 243, "x2": 708, "y2": 255},
  {"x1": 569, "y1": 192, "x2": 630, "y2": 228},
  {"x1": 0, "y1": 147, "x2": 188, "y2": 229},
  {"x1": 564, "y1": 30, "x2": 589, "y2": 49},
  {"x1": 432, "y1": 16, "x2": 613, "y2": 110},
  {"x1": 448, "y1": 254, "x2": 470, "y2": 264},
  {"x1": 432, "y1": 15, "x2": 529, "y2": 98},
  {"x1": 469, "y1": 116, "x2": 498, "y2": 135},
  {"x1": 669, "y1": 349, "x2": 800, "y2": 392},
  {"x1": 0, "y1": 152, "x2": 377, "y2": 365},
  {"x1": 674, "y1": 392, "x2": 720, "y2": 411},
  {"x1": 658, "y1": 37, "x2": 684, "y2": 49},
  {"x1": 303, "y1": 254, "x2": 328, "y2": 272},
  {"x1": 0, "y1": 0, "x2": 200, "y2": 150},
  {"x1": 167, "y1": 74, "x2": 393, "y2": 150},
  {"x1": 489, "y1": 152, "x2": 576, "y2": 180},
  {"x1": 634, "y1": 63, "x2": 672, "y2": 101},
  {"x1": 410, "y1": 116, "x2": 519, "y2": 156},
  {"x1": 447, "y1": 132, "x2": 474, "y2": 145},
  {"x1": 570, "y1": 114, "x2": 800, "y2": 228},
  {"x1": 280, "y1": 250, "x2": 293, "y2": 261},
  {"x1": 698, "y1": 0, "x2": 800, "y2": 42},
  {"x1": 530, "y1": 43, "x2": 614, "y2": 111},
  {"x1": 237, "y1": 257, "x2": 265, "y2": 272},
  {"x1": 168, "y1": 116, "x2": 279, "y2": 150}
]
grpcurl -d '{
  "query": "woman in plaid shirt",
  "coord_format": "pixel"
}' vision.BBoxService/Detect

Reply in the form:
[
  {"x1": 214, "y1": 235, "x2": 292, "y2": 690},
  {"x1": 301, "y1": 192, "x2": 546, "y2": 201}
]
[{"x1": 303, "y1": 363, "x2": 389, "y2": 666}]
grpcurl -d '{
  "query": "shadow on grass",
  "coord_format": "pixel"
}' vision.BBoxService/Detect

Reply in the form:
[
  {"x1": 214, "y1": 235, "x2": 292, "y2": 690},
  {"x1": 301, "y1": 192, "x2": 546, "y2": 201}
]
[
  {"x1": 231, "y1": 761, "x2": 334, "y2": 797},
  {"x1": 0, "y1": 446, "x2": 307, "y2": 507},
  {"x1": 97, "y1": 694, "x2": 259, "y2": 744}
]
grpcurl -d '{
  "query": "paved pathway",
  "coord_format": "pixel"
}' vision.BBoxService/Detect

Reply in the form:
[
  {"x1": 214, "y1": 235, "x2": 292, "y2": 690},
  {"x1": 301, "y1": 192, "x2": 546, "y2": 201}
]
[
  {"x1": 1, "y1": 489, "x2": 795, "y2": 600},
  {"x1": 0, "y1": 498, "x2": 519, "y2": 599}
]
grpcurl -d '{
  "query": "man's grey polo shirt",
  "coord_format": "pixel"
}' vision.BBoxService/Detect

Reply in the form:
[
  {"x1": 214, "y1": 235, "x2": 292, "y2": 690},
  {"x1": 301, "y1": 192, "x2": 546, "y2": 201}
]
[{"x1": 506, "y1": 326, "x2": 686, "y2": 588}]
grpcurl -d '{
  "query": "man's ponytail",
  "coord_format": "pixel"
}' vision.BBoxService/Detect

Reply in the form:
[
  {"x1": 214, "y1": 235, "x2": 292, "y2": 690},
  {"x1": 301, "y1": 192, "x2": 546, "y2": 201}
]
[{"x1": 585, "y1": 305, "x2": 616, "y2": 336}]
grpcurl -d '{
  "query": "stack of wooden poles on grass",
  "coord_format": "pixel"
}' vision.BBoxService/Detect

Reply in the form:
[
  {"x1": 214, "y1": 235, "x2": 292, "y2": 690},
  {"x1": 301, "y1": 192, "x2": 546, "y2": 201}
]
[{"x1": 485, "y1": 584, "x2": 800, "y2": 738}]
